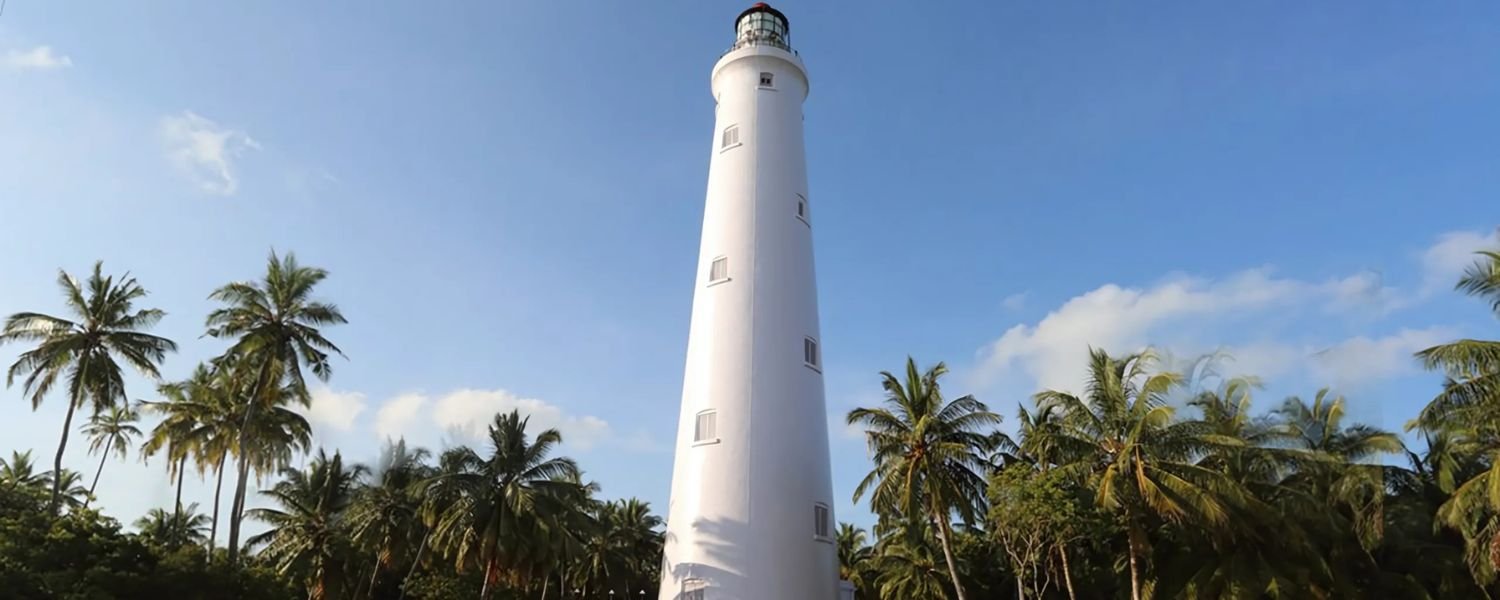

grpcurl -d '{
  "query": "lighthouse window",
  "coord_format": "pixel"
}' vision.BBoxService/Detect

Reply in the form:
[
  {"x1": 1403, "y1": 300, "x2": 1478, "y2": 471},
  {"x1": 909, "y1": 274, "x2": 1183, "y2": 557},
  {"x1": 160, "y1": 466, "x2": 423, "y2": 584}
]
[
  {"x1": 694, "y1": 410, "x2": 718, "y2": 444},
  {"x1": 709, "y1": 256, "x2": 729, "y2": 284},
  {"x1": 759, "y1": 72, "x2": 774, "y2": 87},
  {"x1": 722, "y1": 125, "x2": 740, "y2": 149},
  {"x1": 796, "y1": 193, "x2": 809, "y2": 225},
  {"x1": 814, "y1": 503, "x2": 832, "y2": 540},
  {"x1": 804, "y1": 337, "x2": 820, "y2": 370}
]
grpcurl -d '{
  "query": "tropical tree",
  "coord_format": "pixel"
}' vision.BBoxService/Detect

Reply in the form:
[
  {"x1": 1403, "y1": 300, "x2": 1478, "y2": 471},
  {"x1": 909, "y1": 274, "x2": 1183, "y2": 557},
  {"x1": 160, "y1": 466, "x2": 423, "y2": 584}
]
[
  {"x1": 836, "y1": 523, "x2": 876, "y2": 598},
  {"x1": 0, "y1": 262, "x2": 177, "y2": 511},
  {"x1": 204, "y1": 251, "x2": 346, "y2": 564},
  {"x1": 349, "y1": 439, "x2": 433, "y2": 597},
  {"x1": 0, "y1": 450, "x2": 49, "y2": 491},
  {"x1": 140, "y1": 366, "x2": 212, "y2": 525},
  {"x1": 847, "y1": 358, "x2": 999, "y2": 600},
  {"x1": 247, "y1": 449, "x2": 367, "y2": 600},
  {"x1": 1032, "y1": 349, "x2": 1246, "y2": 600},
  {"x1": 1413, "y1": 243, "x2": 1500, "y2": 583},
  {"x1": 426, "y1": 410, "x2": 589, "y2": 599},
  {"x1": 80, "y1": 404, "x2": 141, "y2": 504},
  {"x1": 50, "y1": 468, "x2": 92, "y2": 510},
  {"x1": 135, "y1": 502, "x2": 211, "y2": 548}
]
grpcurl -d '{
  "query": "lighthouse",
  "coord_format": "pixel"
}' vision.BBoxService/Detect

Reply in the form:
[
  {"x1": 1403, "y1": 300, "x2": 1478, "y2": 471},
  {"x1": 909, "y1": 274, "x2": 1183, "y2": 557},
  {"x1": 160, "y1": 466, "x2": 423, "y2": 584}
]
[{"x1": 658, "y1": 4, "x2": 841, "y2": 600}]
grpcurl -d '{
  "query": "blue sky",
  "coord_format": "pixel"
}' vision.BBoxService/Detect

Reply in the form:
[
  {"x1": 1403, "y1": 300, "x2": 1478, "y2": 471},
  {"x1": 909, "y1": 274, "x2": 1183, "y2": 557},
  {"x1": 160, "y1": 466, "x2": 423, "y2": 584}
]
[{"x1": 1, "y1": 1, "x2": 1497, "y2": 538}]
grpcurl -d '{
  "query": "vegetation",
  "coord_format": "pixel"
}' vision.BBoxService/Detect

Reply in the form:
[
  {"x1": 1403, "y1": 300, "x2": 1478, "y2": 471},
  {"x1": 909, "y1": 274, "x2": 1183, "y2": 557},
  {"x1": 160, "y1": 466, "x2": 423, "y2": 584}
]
[{"x1": 0, "y1": 242, "x2": 1496, "y2": 598}]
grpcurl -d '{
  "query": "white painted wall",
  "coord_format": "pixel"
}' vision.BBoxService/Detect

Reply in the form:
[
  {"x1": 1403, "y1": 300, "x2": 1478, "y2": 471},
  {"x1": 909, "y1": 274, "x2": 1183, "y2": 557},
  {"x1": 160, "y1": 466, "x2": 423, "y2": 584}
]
[{"x1": 658, "y1": 35, "x2": 840, "y2": 600}]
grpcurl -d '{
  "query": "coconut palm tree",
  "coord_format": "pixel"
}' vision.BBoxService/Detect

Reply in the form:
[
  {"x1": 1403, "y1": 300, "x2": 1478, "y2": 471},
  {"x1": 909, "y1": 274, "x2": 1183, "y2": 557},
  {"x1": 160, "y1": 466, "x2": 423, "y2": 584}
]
[
  {"x1": 205, "y1": 251, "x2": 346, "y2": 564},
  {"x1": 140, "y1": 366, "x2": 213, "y2": 524},
  {"x1": 349, "y1": 440, "x2": 433, "y2": 597},
  {"x1": 847, "y1": 358, "x2": 1000, "y2": 600},
  {"x1": 1033, "y1": 349, "x2": 1246, "y2": 600},
  {"x1": 247, "y1": 449, "x2": 366, "y2": 600},
  {"x1": 136, "y1": 503, "x2": 211, "y2": 548},
  {"x1": 81, "y1": 404, "x2": 141, "y2": 504},
  {"x1": 0, "y1": 450, "x2": 49, "y2": 491},
  {"x1": 51, "y1": 468, "x2": 92, "y2": 510},
  {"x1": 871, "y1": 518, "x2": 950, "y2": 600},
  {"x1": 426, "y1": 410, "x2": 589, "y2": 599},
  {"x1": 1413, "y1": 244, "x2": 1500, "y2": 583},
  {"x1": 610, "y1": 497, "x2": 664, "y2": 592},
  {"x1": 0, "y1": 262, "x2": 177, "y2": 511},
  {"x1": 836, "y1": 523, "x2": 875, "y2": 598}
]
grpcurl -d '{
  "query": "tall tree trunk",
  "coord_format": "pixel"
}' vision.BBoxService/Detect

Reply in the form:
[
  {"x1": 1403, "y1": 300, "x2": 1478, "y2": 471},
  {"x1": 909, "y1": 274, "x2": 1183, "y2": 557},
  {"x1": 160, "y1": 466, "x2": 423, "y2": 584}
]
[
  {"x1": 366, "y1": 549, "x2": 383, "y2": 600},
  {"x1": 51, "y1": 393, "x2": 81, "y2": 513},
  {"x1": 1126, "y1": 525, "x2": 1145, "y2": 600},
  {"x1": 226, "y1": 452, "x2": 252, "y2": 564},
  {"x1": 540, "y1": 576, "x2": 549, "y2": 600},
  {"x1": 1016, "y1": 575, "x2": 1025, "y2": 599},
  {"x1": 174, "y1": 455, "x2": 186, "y2": 521},
  {"x1": 1057, "y1": 544, "x2": 1077, "y2": 600},
  {"x1": 931, "y1": 504, "x2": 968, "y2": 600},
  {"x1": 208, "y1": 453, "x2": 227, "y2": 557},
  {"x1": 227, "y1": 358, "x2": 276, "y2": 565},
  {"x1": 397, "y1": 532, "x2": 428, "y2": 600},
  {"x1": 480, "y1": 558, "x2": 496, "y2": 600},
  {"x1": 86, "y1": 447, "x2": 108, "y2": 504}
]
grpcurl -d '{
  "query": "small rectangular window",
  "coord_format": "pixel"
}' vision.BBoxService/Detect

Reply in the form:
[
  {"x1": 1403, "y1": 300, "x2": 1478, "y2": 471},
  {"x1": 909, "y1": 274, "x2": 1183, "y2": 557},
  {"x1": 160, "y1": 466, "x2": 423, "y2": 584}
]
[
  {"x1": 683, "y1": 579, "x2": 708, "y2": 600},
  {"x1": 695, "y1": 410, "x2": 717, "y2": 443},
  {"x1": 722, "y1": 125, "x2": 740, "y2": 148},
  {"x1": 796, "y1": 193, "x2": 808, "y2": 223},
  {"x1": 759, "y1": 72, "x2": 774, "y2": 87},
  {"x1": 814, "y1": 504, "x2": 831, "y2": 539},
  {"x1": 804, "y1": 337, "x2": 819, "y2": 369},
  {"x1": 709, "y1": 256, "x2": 729, "y2": 283}
]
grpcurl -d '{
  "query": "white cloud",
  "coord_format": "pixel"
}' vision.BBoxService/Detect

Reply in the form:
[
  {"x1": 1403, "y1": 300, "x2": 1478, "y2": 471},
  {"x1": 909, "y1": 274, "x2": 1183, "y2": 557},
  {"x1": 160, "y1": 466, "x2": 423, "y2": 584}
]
[
  {"x1": 306, "y1": 386, "x2": 367, "y2": 432},
  {"x1": 1421, "y1": 228, "x2": 1499, "y2": 294},
  {"x1": 974, "y1": 266, "x2": 1450, "y2": 395},
  {"x1": 374, "y1": 393, "x2": 427, "y2": 441},
  {"x1": 1311, "y1": 327, "x2": 1455, "y2": 388},
  {"x1": 2, "y1": 46, "x2": 72, "y2": 70},
  {"x1": 158, "y1": 111, "x2": 259, "y2": 195},
  {"x1": 409, "y1": 388, "x2": 612, "y2": 450},
  {"x1": 1001, "y1": 292, "x2": 1028, "y2": 311}
]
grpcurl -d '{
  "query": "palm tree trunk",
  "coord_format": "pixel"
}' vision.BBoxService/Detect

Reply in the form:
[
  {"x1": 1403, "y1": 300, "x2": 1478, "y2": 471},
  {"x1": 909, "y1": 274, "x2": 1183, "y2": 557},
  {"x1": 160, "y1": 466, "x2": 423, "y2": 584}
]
[
  {"x1": 480, "y1": 558, "x2": 496, "y2": 600},
  {"x1": 397, "y1": 531, "x2": 428, "y2": 600},
  {"x1": 226, "y1": 452, "x2": 252, "y2": 564},
  {"x1": 1126, "y1": 525, "x2": 1145, "y2": 600},
  {"x1": 1016, "y1": 575, "x2": 1025, "y2": 599},
  {"x1": 1057, "y1": 544, "x2": 1076, "y2": 600},
  {"x1": 932, "y1": 506, "x2": 968, "y2": 600},
  {"x1": 86, "y1": 447, "x2": 108, "y2": 504},
  {"x1": 540, "y1": 576, "x2": 549, "y2": 600},
  {"x1": 174, "y1": 455, "x2": 186, "y2": 521},
  {"x1": 51, "y1": 393, "x2": 82, "y2": 513},
  {"x1": 208, "y1": 452, "x2": 226, "y2": 557},
  {"x1": 366, "y1": 551, "x2": 383, "y2": 600}
]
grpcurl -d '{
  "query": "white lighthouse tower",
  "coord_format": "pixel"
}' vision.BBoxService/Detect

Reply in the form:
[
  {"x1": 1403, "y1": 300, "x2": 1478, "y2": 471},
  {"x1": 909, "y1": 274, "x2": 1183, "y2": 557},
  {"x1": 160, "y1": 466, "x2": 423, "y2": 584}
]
[{"x1": 659, "y1": 4, "x2": 840, "y2": 599}]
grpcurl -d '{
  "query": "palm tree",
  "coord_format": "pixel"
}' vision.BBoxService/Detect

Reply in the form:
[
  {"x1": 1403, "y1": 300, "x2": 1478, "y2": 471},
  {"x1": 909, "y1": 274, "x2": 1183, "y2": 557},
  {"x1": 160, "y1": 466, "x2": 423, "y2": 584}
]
[
  {"x1": 847, "y1": 358, "x2": 999, "y2": 600},
  {"x1": 0, "y1": 262, "x2": 177, "y2": 511},
  {"x1": 836, "y1": 523, "x2": 875, "y2": 598},
  {"x1": 1413, "y1": 243, "x2": 1500, "y2": 583},
  {"x1": 140, "y1": 366, "x2": 212, "y2": 525},
  {"x1": 51, "y1": 468, "x2": 92, "y2": 510},
  {"x1": 427, "y1": 410, "x2": 589, "y2": 599},
  {"x1": 871, "y1": 518, "x2": 950, "y2": 600},
  {"x1": 80, "y1": 404, "x2": 142, "y2": 504},
  {"x1": 349, "y1": 440, "x2": 433, "y2": 597},
  {"x1": 247, "y1": 449, "x2": 367, "y2": 600},
  {"x1": 205, "y1": 251, "x2": 346, "y2": 564},
  {"x1": 0, "y1": 450, "x2": 49, "y2": 491},
  {"x1": 136, "y1": 503, "x2": 211, "y2": 548},
  {"x1": 1033, "y1": 349, "x2": 1246, "y2": 600},
  {"x1": 610, "y1": 497, "x2": 664, "y2": 592}
]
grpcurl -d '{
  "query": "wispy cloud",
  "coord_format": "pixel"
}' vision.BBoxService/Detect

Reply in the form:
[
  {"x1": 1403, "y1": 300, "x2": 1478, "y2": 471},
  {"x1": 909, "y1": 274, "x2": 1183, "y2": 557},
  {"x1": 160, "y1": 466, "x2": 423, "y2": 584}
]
[
  {"x1": 158, "y1": 111, "x2": 259, "y2": 195},
  {"x1": 1001, "y1": 292, "x2": 1028, "y2": 311},
  {"x1": 2, "y1": 46, "x2": 72, "y2": 70}
]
